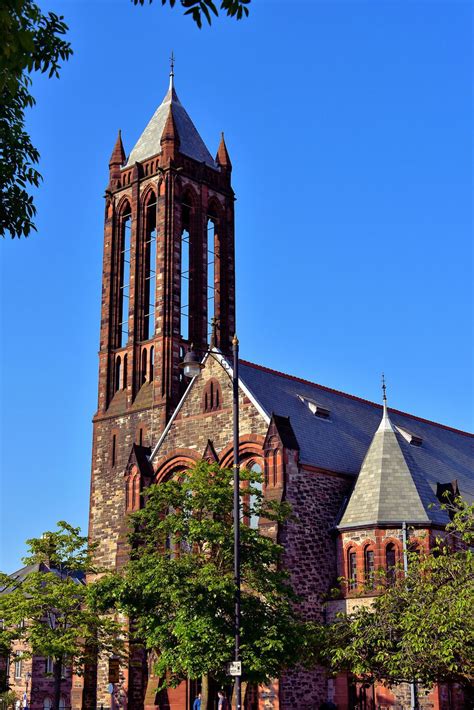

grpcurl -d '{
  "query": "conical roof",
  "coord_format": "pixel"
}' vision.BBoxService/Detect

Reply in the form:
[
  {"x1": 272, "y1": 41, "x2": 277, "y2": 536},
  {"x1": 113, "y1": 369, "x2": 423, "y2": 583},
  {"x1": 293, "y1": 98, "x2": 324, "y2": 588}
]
[
  {"x1": 339, "y1": 402, "x2": 430, "y2": 528},
  {"x1": 126, "y1": 77, "x2": 216, "y2": 168}
]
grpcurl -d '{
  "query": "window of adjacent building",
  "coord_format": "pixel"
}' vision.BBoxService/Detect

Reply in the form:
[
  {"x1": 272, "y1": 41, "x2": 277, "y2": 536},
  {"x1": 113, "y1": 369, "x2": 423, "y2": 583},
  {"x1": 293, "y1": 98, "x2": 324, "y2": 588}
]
[
  {"x1": 14, "y1": 654, "x2": 22, "y2": 679},
  {"x1": 364, "y1": 548, "x2": 375, "y2": 588},
  {"x1": 180, "y1": 201, "x2": 191, "y2": 341},
  {"x1": 207, "y1": 217, "x2": 216, "y2": 342},
  {"x1": 144, "y1": 194, "x2": 157, "y2": 340},
  {"x1": 45, "y1": 657, "x2": 54, "y2": 675},
  {"x1": 119, "y1": 205, "x2": 132, "y2": 348},
  {"x1": 386, "y1": 543, "x2": 396, "y2": 584},
  {"x1": 348, "y1": 551, "x2": 357, "y2": 591}
]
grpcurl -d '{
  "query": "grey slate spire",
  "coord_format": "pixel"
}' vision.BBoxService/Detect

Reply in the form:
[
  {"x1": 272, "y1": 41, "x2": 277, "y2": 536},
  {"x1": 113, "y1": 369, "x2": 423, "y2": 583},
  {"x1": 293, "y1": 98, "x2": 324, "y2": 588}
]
[
  {"x1": 125, "y1": 66, "x2": 216, "y2": 168},
  {"x1": 339, "y1": 384, "x2": 430, "y2": 529}
]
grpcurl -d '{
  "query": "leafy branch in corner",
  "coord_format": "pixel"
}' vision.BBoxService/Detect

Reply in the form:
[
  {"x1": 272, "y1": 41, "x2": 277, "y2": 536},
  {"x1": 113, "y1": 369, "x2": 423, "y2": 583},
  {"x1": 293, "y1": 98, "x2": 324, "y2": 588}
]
[{"x1": 132, "y1": 0, "x2": 250, "y2": 29}]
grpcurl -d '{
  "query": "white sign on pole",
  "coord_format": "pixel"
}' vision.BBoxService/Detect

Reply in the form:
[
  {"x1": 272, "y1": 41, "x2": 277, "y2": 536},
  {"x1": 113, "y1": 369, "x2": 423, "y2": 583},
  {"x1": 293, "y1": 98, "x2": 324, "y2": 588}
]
[{"x1": 227, "y1": 661, "x2": 242, "y2": 677}]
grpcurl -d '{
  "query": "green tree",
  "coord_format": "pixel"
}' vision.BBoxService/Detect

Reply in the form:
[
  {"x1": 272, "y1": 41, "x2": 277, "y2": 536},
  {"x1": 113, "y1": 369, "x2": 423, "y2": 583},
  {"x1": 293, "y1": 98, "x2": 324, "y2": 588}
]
[
  {"x1": 0, "y1": 522, "x2": 121, "y2": 710},
  {"x1": 93, "y1": 461, "x2": 317, "y2": 709},
  {"x1": 0, "y1": 0, "x2": 72, "y2": 238},
  {"x1": 318, "y1": 499, "x2": 474, "y2": 691},
  {"x1": 133, "y1": 0, "x2": 250, "y2": 29}
]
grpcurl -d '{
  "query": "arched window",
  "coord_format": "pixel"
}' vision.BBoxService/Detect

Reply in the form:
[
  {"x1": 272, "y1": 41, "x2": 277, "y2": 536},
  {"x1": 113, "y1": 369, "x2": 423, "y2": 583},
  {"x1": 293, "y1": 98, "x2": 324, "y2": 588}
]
[
  {"x1": 111, "y1": 434, "x2": 117, "y2": 467},
  {"x1": 118, "y1": 204, "x2": 132, "y2": 348},
  {"x1": 123, "y1": 354, "x2": 128, "y2": 390},
  {"x1": 248, "y1": 462, "x2": 263, "y2": 529},
  {"x1": 180, "y1": 199, "x2": 191, "y2": 341},
  {"x1": 144, "y1": 193, "x2": 157, "y2": 340},
  {"x1": 141, "y1": 348, "x2": 148, "y2": 385},
  {"x1": 203, "y1": 379, "x2": 222, "y2": 413},
  {"x1": 149, "y1": 345, "x2": 154, "y2": 382},
  {"x1": 364, "y1": 548, "x2": 375, "y2": 588},
  {"x1": 115, "y1": 356, "x2": 121, "y2": 392},
  {"x1": 386, "y1": 543, "x2": 396, "y2": 584},
  {"x1": 348, "y1": 549, "x2": 358, "y2": 591},
  {"x1": 59, "y1": 698, "x2": 66, "y2": 710},
  {"x1": 43, "y1": 699, "x2": 52, "y2": 710},
  {"x1": 206, "y1": 216, "x2": 216, "y2": 342}
]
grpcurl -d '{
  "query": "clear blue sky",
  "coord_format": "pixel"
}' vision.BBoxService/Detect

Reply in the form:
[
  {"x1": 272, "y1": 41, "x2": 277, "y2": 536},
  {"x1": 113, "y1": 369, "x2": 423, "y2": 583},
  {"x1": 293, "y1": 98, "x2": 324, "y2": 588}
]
[{"x1": 1, "y1": 0, "x2": 472, "y2": 572}]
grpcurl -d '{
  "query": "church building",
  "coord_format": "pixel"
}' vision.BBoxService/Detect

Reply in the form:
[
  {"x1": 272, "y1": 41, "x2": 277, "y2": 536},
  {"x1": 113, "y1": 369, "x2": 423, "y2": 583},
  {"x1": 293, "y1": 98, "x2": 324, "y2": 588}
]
[{"x1": 87, "y1": 65, "x2": 473, "y2": 710}]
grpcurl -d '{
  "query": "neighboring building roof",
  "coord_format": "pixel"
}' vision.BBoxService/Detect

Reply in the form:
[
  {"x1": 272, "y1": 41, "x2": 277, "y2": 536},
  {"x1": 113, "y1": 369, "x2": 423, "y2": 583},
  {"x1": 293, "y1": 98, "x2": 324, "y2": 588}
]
[
  {"x1": 238, "y1": 360, "x2": 474, "y2": 525},
  {"x1": 338, "y1": 404, "x2": 431, "y2": 528},
  {"x1": 1, "y1": 563, "x2": 85, "y2": 594},
  {"x1": 125, "y1": 77, "x2": 216, "y2": 168}
]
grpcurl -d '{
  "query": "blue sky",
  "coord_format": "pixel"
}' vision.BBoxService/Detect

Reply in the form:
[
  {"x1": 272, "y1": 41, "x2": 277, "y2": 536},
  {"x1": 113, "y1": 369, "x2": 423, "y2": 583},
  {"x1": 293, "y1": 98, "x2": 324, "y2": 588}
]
[{"x1": 1, "y1": 0, "x2": 472, "y2": 572}]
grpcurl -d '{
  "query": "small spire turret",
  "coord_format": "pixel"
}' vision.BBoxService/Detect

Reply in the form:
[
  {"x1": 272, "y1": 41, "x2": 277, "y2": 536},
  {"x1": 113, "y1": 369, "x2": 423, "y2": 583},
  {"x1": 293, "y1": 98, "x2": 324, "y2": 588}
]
[
  {"x1": 216, "y1": 132, "x2": 232, "y2": 173},
  {"x1": 109, "y1": 130, "x2": 126, "y2": 187},
  {"x1": 109, "y1": 130, "x2": 126, "y2": 169}
]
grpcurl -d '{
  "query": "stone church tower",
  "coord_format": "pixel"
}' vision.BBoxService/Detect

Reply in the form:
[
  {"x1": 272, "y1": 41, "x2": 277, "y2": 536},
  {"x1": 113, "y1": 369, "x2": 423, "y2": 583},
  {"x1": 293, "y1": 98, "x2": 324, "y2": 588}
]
[
  {"x1": 88, "y1": 67, "x2": 235, "y2": 705},
  {"x1": 86, "y1": 65, "x2": 473, "y2": 710}
]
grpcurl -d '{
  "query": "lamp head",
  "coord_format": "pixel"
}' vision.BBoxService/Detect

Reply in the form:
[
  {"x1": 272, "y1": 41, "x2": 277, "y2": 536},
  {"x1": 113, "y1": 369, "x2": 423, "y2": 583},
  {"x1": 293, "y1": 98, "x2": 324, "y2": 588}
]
[{"x1": 179, "y1": 346, "x2": 203, "y2": 379}]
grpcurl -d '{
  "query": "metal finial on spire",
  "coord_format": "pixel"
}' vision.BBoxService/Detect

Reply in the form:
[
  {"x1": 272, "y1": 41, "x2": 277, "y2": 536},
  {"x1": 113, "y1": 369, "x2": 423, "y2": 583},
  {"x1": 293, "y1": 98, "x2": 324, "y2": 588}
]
[
  {"x1": 169, "y1": 51, "x2": 175, "y2": 90},
  {"x1": 382, "y1": 372, "x2": 387, "y2": 404}
]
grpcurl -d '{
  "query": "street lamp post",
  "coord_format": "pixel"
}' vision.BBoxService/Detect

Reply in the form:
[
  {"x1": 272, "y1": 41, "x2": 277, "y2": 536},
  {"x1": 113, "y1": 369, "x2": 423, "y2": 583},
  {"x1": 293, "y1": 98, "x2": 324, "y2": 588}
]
[{"x1": 180, "y1": 330, "x2": 242, "y2": 710}]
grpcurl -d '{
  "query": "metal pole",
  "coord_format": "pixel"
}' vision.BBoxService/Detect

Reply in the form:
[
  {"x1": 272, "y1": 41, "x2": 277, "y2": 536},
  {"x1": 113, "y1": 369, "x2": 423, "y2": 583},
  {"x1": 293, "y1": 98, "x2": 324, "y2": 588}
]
[
  {"x1": 232, "y1": 334, "x2": 242, "y2": 710},
  {"x1": 402, "y1": 522, "x2": 417, "y2": 710}
]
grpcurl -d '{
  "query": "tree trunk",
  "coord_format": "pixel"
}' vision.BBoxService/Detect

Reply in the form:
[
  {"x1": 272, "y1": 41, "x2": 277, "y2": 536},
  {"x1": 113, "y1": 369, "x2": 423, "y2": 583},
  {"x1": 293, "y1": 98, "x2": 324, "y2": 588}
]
[
  {"x1": 231, "y1": 681, "x2": 248, "y2": 709},
  {"x1": 201, "y1": 673, "x2": 209, "y2": 710},
  {"x1": 53, "y1": 657, "x2": 62, "y2": 710}
]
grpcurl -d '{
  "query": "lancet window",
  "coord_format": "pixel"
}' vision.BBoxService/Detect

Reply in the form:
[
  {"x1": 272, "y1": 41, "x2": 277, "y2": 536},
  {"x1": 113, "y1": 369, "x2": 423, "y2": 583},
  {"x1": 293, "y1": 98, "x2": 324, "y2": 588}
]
[
  {"x1": 348, "y1": 549, "x2": 358, "y2": 591},
  {"x1": 118, "y1": 204, "x2": 131, "y2": 348},
  {"x1": 144, "y1": 193, "x2": 157, "y2": 340},
  {"x1": 386, "y1": 543, "x2": 396, "y2": 584},
  {"x1": 180, "y1": 199, "x2": 191, "y2": 341},
  {"x1": 206, "y1": 215, "x2": 216, "y2": 342}
]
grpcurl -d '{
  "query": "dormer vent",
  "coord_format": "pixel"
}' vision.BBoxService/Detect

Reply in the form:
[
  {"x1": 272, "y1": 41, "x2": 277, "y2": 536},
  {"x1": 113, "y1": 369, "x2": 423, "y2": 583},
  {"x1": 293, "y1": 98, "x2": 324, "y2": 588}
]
[
  {"x1": 298, "y1": 395, "x2": 330, "y2": 419},
  {"x1": 395, "y1": 425, "x2": 423, "y2": 447}
]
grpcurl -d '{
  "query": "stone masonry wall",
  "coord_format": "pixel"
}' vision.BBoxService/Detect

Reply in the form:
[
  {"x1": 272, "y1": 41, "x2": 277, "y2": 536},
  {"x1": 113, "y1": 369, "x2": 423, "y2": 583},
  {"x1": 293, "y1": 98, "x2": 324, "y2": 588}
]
[
  {"x1": 152, "y1": 355, "x2": 267, "y2": 468},
  {"x1": 279, "y1": 465, "x2": 352, "y2": 710}
]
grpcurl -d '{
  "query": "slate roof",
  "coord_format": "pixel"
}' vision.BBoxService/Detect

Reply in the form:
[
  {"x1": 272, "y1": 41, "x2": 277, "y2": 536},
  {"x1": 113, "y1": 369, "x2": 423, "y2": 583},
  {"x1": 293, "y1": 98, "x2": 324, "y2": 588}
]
[
  {"x1": 126, "y1": 79, "x2": 216, "y2": 168},
  {"x1": 238, "y1": 360, "x2": 474, "y2": 526},
  {"x1": 1, "y1": 563, "x2": 85, "y2": 594},
  {"x1": 339, "y1": 405, "x2": 431, "y2": 528}
]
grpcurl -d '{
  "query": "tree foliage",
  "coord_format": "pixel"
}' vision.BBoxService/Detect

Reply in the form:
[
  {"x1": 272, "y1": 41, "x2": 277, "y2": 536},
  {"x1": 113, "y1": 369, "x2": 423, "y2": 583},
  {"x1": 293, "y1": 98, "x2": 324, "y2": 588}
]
[
  {"x1": 0, "y1": 0, "x2": 72, "y2": 238},
  {"x1": 318, "y1": 499, "x2": 474, "y2": 689},
  {"x1": 0, "y1": 522, "x2": 121, "y2": 710},
  {"x1": 93, "y1": 461, "x2": 317, "y2": 705},
  {"x1": 132, "y1": 0, "x2": 250, "y2": 29}
]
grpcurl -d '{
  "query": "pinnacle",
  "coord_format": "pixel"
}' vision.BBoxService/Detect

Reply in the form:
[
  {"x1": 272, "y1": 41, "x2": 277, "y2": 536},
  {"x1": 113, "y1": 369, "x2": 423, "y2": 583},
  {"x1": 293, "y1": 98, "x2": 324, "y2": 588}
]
[
  {"x1": 216, "y1": 132, "x2": 232, "y2": 170},
  {"x1": 109, "y1": 129, "x2": 126, "y2": 168}
]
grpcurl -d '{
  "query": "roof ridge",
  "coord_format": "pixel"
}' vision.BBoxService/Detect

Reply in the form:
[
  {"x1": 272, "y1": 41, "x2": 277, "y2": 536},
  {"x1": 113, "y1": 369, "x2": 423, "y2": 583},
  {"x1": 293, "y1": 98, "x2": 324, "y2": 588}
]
[{"x1": 239, "y1": 359, "x2": 473, "y2": 438}]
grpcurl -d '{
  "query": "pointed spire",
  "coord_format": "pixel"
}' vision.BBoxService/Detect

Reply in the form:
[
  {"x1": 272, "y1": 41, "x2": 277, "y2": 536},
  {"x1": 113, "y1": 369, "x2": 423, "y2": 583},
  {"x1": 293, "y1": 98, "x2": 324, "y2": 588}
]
[
  {"x1": 216, "y1": 132, "x2": 232, "y2": 172},
  {"x1": 109, "y1": 129, "x2": 126, "y2": 168},
  {"x1": 339, "y1": 374, "x2": 429, "y2": 528}
]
